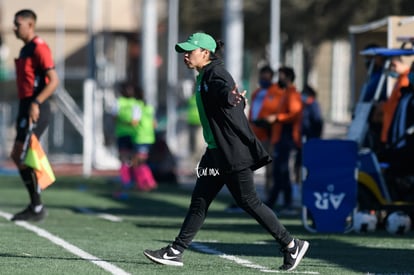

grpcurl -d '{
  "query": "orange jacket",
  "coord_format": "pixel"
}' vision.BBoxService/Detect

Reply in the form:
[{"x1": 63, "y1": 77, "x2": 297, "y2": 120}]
[
  {"x1": 380, "y1": 69, "x2": 410, "y2": 143},
  {"x1": 248, "y1": 84, "x2": 282, "y2": 141},
  {"x1": 270, "y1": 84, "x2": 303, "y2": 147}
]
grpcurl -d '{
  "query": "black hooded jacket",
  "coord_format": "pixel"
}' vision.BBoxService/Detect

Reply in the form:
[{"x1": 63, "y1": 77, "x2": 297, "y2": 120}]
[{"x1": 199, "y1": 59, "x2": 272, "y2": 173}]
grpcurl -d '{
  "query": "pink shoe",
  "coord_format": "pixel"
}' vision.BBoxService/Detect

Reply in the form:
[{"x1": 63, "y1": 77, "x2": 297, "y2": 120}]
[
  {"x1": 133, "y1": 164, "x2": 157, "y2": 191},
  {"x1": 119, "y1": 164, "x2": 132, "y2": 186}
]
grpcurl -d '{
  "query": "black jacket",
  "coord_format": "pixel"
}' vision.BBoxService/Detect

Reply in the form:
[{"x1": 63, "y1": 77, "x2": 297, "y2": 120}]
[{"x1": 199, "y1": 59, "x2": 271, "y2": 172}]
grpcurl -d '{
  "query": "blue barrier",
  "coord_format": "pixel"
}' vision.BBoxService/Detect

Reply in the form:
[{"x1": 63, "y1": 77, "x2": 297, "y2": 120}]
[{"x1": 302, "y1": 139, "x2": 358, "y2": 233}]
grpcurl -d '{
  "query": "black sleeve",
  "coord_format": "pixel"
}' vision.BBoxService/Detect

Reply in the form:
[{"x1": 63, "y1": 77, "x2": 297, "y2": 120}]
[{"x1": 208, "y1": 73, "x2": 238, "y2": 108}]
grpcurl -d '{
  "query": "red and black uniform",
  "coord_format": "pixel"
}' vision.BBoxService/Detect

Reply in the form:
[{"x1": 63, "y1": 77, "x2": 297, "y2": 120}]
[{"x1": 14, "y1": 36, "x2": 54, "y2": 142}]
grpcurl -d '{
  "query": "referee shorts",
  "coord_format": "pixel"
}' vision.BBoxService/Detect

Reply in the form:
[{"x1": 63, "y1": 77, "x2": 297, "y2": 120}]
[{"x1": 15, "y1": 98, "x2": 51, "y2": 143}]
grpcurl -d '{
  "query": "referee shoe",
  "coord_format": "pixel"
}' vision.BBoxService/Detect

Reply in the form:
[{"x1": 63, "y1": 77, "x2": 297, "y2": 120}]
[{"x1": 11, "y1": 205, "x2": 47, "y2": 222}]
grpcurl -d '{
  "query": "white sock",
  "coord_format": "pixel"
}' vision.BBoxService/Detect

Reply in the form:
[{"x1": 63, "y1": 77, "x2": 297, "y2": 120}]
[{"x1": 34, "y1": 205, "x2": 43, "y2": 213}]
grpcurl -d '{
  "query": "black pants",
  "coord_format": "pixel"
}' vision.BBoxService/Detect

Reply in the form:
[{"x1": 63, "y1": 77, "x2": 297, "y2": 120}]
[
  {"x1": 173, "y1": 149, "x2": 293, "y2": 250},
  {"x1": 266, "y1": 138, "x2": 294, "y2": 209},
  {"x1": 15, "y1": 98, "x2": 51, "y2": 142}
]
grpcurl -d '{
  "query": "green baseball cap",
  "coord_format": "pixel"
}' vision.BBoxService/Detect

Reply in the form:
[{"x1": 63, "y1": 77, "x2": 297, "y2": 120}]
[{"x1": 175, "y1": 32, "x2": 216, "y2": 53}]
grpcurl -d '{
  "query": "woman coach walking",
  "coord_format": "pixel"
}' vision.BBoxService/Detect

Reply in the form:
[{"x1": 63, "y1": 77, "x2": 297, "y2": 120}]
[{"x1": 143, "y1": 32, "x2": 309, "y2": 271}]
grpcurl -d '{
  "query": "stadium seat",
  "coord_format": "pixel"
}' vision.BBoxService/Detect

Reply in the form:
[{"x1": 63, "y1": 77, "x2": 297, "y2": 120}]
[{"x1": 302, "y1": 139, "x2": 358, "y2": 233}]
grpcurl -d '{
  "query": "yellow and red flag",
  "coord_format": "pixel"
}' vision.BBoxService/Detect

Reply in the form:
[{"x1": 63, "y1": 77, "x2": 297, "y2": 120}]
[{"x1": 23, "y1": 134, "x2": 56, "y2": 190}]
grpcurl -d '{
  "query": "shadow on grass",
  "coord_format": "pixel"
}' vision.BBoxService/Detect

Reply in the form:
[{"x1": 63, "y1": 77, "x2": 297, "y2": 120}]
[
  {"x1": 190, "y1": 238, "x2": 414, "y2": 273},
  {"x1": 56, "y1": 178, "x2": 256, "y2": 219},
  {"x1": 0, "y1": 252, "x2": 149, "y2": 266}
]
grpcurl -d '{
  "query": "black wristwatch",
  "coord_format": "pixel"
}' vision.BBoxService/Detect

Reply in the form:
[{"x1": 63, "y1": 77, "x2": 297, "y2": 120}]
[{"x1": 32, "y1": 98, "x2": 41, "y2": 105}]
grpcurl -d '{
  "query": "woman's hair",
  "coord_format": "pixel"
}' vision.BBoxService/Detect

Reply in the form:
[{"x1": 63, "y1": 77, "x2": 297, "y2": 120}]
[
  {"x1": 210, "y1": 39, "x2": 224, "y2": 60},
  {"x1": 117, "y1": 81, "x2": 145, "y2": 102},
  {"x1": 116, "y1": 81, "x2": 134, "y2": 98}
]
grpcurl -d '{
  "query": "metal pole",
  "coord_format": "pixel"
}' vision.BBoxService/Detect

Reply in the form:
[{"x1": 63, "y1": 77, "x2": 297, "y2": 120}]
[
  {"x1": 87, "y1": 0, "x2": 97, "y2": 79},
  {"x1": 54, "y1": 3, "x2": 65, "y2": 147},
  {"x1": 223, "y1": 0, "x2": 244, "y2": 89},
  {"x1": 141, "y1": 0, "x2": 158, "y2": 111},
  {"x1": 83, "y1": 80, "x2": 95, "y2": 177},
  {"x1": 270, "y1": 0, "x2": 280, "y2": 71},
  {"x1": 166, "y1": 0, "x2": 179, "y2": 152},
  {"x1": 84, "y1": 0, "x2": 97, "y2": 176}
]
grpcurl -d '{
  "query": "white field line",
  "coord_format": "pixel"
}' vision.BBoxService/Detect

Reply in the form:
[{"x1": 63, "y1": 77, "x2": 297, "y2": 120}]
[
  {"x1": 191, "y1": 241, "x2": 318, "y2": 274},
  {"x1": 0, "y1": 210, "x2": 130, "y2": 275},
  {"x1": 75, "y1": 207, "x2": 123, "y2": 222}
]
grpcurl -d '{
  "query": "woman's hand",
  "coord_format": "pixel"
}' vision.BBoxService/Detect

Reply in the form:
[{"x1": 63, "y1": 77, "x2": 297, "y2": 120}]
[{"x1": 229, "y1": 85, "x2": 247, "y2": 107}]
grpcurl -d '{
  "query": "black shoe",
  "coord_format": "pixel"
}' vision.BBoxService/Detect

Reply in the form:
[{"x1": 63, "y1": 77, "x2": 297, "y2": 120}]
[
  {"x1": 11, "y1": 205, "x2": 47, "y2": 222},
  {"x1": 279, "y1": 239, "x2": 309, "y2": 271},
  {"x1": 143, "y1": 245, "x2": 183, "y2": 266}
]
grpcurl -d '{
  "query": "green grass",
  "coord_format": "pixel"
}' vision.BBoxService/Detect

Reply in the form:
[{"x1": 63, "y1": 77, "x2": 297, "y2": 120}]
[{"x1": 1, "y1": 175, "x2": 413, "y2": 275}]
